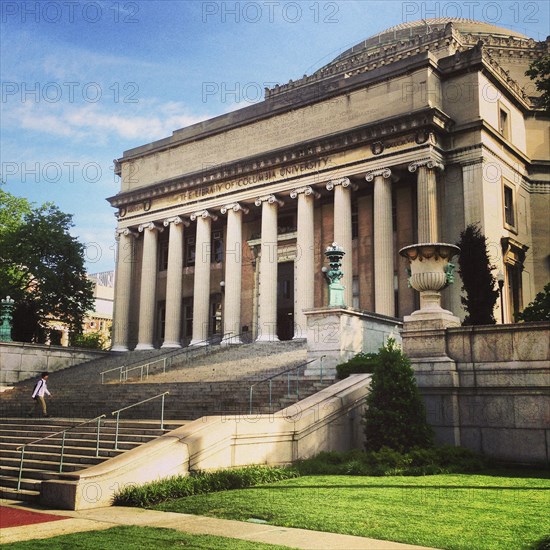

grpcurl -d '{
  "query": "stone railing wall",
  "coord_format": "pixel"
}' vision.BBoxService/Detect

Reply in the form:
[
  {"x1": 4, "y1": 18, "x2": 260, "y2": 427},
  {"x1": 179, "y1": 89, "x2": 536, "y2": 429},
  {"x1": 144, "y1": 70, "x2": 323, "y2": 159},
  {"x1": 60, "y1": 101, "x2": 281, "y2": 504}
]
[
  {"x1": 0, "y1": 342, "x2": 107, "y2": 386},
  {"x1": 403, "y1": 322, "x2": 550, "y2": 465}
]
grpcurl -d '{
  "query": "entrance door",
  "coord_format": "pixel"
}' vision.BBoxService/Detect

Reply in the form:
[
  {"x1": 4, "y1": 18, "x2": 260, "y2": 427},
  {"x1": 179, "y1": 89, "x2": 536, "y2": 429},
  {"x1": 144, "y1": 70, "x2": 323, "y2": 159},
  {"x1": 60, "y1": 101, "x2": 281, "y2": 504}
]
[{"x1": 277, "y1": 261, "x2": 294, "y2": 340}]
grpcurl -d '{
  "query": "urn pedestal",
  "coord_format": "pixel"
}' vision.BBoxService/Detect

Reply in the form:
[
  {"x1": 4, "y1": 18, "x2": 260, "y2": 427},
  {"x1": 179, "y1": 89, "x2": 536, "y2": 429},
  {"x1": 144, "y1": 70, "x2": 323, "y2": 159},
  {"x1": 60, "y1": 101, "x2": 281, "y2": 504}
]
[{"x1": 399, "y1": 243, "x2": 461, "y2": 328}]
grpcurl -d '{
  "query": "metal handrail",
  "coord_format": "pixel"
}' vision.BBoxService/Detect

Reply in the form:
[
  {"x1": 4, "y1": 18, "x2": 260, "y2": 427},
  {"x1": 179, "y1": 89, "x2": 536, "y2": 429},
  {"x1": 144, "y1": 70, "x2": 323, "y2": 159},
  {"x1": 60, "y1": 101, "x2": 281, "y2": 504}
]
[
  {"x1": 17, "y1": 415, "x2": 106, "y2": 490},
  {"x1": 100, "y1": 332, "x2": 245, "y2": 384},
  {"x1": 111, "y1": 392, "x2": 169, "y2": 449},
  {"x1": 248, "y1": 358, "x2": 321, "y2": 414}
]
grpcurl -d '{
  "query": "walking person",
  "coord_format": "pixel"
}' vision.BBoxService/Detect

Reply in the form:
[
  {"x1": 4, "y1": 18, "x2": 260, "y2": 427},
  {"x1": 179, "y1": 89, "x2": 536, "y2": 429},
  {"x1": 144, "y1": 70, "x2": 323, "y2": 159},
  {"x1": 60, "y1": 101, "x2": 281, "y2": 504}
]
[{"x1": 29, "y1": 372, "x2": 52, "y2": 418}]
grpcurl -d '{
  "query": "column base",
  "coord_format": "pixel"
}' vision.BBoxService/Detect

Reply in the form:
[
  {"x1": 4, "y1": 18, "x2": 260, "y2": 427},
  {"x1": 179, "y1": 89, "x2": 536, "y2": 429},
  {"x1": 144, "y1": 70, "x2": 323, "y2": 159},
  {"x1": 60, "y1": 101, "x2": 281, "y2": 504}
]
[
  {"x1": 404, "y1": 308, "x2": 460, "y2": 328},
  {"x1": 221, "y1": 336, "x2": 243, "y2": 346},
  {"x1": 161, "y1": 341, "x2": 181, "y2": 349},
  {"x1": 189, "y1": 339, "x2": 209, "y2": 347},
  {"x1": 110, "y1": 345, "x2": 129, "y2": 352},
  {"x1": 134, "y1": 343, "x2": 155, "y2": 351},
  {"x1": 255, "y1": 334, "x2": 279, "y2": 343}
]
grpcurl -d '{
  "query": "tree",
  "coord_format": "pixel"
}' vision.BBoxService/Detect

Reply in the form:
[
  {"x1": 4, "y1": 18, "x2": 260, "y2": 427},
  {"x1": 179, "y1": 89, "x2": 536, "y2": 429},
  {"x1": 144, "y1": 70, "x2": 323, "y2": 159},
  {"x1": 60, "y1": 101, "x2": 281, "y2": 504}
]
[
  {"x1": 456, "y1": 223, "x2": 499, "y2": 326},
  {"x1": 363, "y1": 339, "x2": 433, "y2": 452},
  {"x1": 526, "y1": 55, "x2": 550, "y2": 113},
  {"x1": 517, "y1": 282, "x2": 550, "y2": 322},
  {"x1": 0, "y1": 187, "x2": 94, "y2": 341}
]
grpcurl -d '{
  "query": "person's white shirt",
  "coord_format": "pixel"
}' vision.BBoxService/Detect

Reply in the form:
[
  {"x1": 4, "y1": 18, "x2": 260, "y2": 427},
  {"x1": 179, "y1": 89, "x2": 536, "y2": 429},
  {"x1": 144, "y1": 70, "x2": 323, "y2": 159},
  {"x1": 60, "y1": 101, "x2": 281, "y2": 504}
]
[{"x1": 32, "y1": 378, "x2": 51, "y2": 398}]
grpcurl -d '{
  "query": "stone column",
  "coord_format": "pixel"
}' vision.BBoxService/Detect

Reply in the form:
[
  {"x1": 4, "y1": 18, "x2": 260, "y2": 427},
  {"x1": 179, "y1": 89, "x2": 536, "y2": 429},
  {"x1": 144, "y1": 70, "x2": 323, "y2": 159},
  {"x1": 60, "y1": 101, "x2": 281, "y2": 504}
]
[
  {"x1": 409, "y1": 158, "x2": 444, "y2": 243},
  {"x1": 290, "y1": 186, "x2": 319, "y2": 338},
  {"x1": 111, "y1": 228, "x2": 137, "y2": 351},
  {"x1": 255, "y1": 194, "x2": 283, "y2": 342},
  {"x1": 366, "y1": 168, "x2": 395, "y2": 317},
  {"x1": 136, "y1": 222, "x2": 163, "y2": 350},
  {"x1": 190, "y1": 210, "x2": 216, "y2": 345},
  {"x1": 220, "y1": 203, "x2": 248, "y2": 344},
  {"x1": 162, "y1": 216, "x2": 188, "y2": 348},
  {"x1": 326, "y1": 177, "x2": 354, "y2": 307}
]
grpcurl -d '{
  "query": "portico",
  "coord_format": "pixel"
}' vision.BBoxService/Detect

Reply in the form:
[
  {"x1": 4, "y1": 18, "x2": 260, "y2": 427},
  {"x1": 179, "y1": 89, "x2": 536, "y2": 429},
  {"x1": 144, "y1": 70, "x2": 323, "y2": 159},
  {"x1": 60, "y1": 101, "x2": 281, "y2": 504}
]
[{"x1": 109, "y1": 20, "x2": 547, "y2": 351}]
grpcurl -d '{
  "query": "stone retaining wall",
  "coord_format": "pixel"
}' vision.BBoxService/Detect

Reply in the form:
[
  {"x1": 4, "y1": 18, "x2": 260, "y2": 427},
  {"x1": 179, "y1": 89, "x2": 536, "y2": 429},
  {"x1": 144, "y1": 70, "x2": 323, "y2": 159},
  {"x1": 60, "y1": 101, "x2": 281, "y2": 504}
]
[
  {"x1": 402, "y1": 322, "x2": 550, "y2": 465},
  {"x1": 0, "y1": 342, "x2": 108, "y2": 386}
]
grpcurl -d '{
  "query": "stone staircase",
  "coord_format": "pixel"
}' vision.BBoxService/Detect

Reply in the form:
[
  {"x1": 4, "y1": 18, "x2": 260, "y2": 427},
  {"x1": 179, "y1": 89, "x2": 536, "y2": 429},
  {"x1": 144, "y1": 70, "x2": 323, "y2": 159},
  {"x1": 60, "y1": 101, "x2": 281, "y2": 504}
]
[
  {"x1": 0, "y1": 418, "x2": 185, "y2": 502},
  {"x1": 0, "y1": 341, "x2": 330, "y2": 420},
  {"x1": 0, "y1": 341, "x2": 335, "y2": 505}
]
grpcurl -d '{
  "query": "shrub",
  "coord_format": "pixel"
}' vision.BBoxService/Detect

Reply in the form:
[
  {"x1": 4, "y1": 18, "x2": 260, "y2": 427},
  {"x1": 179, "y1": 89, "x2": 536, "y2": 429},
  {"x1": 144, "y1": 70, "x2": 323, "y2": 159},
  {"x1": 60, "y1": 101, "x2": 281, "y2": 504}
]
[
  {"x1": 113, "y1": 466, "x2": 299, "y2": 507},
  {"x1": 456, "y1": 223, "x2": 499, "y2": 325},
  {"x1": 293, "y1": 446, "x2": 487, "y2": 477},
  {"x1": 336, "y1": 352, "x2": 378, "y2": 379},
  {"x1": 518, "y1": 282, "x2": 550, "y2": 322},
  {"x1": 363, "y1": 339, "x2": 433, "y2": 452},
  {"x1": 71, "y1": 331, "x2": 106, "y2": 350}
]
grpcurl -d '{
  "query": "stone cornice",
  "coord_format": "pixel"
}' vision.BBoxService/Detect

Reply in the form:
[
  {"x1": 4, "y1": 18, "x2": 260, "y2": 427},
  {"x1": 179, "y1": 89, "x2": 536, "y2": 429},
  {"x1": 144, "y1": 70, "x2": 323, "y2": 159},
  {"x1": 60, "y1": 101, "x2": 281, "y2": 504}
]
[{"x1": 107, "y1": 107, "x2": 452, "y2": 210}]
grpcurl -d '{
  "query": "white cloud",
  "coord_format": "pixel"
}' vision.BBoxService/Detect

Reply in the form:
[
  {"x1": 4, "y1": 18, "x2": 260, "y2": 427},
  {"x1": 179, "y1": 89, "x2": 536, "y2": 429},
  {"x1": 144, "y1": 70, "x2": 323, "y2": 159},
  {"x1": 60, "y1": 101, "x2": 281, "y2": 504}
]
[{"x1": 6, "y1": 100, "x2": 209, "y2": 143}]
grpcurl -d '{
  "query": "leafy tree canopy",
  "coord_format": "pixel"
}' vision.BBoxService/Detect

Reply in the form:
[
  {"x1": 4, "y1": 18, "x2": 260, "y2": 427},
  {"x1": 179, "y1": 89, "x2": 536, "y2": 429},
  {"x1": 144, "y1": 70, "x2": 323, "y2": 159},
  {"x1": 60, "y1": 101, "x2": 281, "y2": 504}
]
[
  {"x1": 518, "y1": 282, "x2": 550, "y2": 322},
  {"x1": 0, "y1": 185, "x2": 94, "y2": 341},
  {"x1": 526, "y1": 55, "x2": 550, "y2": 113}
]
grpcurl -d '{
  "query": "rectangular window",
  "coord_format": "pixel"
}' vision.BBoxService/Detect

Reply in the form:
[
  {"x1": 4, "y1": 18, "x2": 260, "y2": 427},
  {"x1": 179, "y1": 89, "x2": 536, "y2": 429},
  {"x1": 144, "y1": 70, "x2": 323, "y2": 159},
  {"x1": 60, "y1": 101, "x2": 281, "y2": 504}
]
[
  {"x1": 277, "y1": 215, "x2": 296, "y2": 234},
  {"x1": 210, "y1": 293, "x2": 222, "y2": 335},
  {"x1": 183, "y1": 299, "x2": 193, "y2": 341},
  {"x1": 351, "y1": 201, "x2": 359, "y2": 239},
  {"x1": 211, "y1": 230, "x2": 224, "y2": 263},
  {"x1": 352, "y1": 275, "x2": 360, "y2": 309},
  {"x1": 503, "y1": 184, "x2": 515, "y2": 228},
  {"x1": 498, "y1": 105, "x2": 510, "y2": 140},
  {"x1": 158, "y1": 239, "x2": 169, "y2": 271},
  {"x1": 185, "y1": 236, "x2": 196, "y2": 267}
]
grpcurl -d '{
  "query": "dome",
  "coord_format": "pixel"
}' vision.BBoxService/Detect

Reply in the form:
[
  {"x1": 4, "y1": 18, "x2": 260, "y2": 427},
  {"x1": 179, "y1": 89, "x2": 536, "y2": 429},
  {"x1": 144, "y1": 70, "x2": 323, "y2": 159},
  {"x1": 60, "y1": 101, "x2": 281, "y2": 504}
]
[{"x1": 329, "y1": 18, "x2": 528, "y2": 66}]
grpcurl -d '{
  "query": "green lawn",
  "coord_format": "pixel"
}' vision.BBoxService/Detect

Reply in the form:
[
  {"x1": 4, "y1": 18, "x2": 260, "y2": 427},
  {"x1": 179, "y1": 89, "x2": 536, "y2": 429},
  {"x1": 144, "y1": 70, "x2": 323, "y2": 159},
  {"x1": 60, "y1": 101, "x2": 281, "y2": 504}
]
[
  {"x1": 5, "y1": 525, "x2": 295, "y2": 550},
  {"x1": 152, "y1": 472, "x2": 550, "y2": 550}
]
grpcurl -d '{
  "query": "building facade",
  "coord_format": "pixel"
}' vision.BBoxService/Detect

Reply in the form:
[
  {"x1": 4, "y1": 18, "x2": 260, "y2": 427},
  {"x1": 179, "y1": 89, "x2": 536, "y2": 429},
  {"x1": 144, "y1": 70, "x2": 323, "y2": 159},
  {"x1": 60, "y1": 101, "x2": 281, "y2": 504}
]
[{"x1": 108, "y1": 18, "x2": 550, "y2": 351}]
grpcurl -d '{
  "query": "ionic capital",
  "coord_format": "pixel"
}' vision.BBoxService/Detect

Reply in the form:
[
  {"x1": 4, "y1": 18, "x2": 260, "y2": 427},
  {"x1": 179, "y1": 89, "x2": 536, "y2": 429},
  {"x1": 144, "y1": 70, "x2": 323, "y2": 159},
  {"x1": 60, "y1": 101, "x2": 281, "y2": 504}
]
[
  {"x1": 190, "y1": 210, "x2": 218, "y2": 222},
  {"x1": 326, "y1": 177, "x2": 356, "y2": 191},
  {"x1": 163, "y1": 216, "x2": 190, "y2": 227},
  {"x1": 408, "y1": 158, "x2": 444, "y2": 173},
  {"x1": 138, "y1": 221, "x2": 164, "y2": 233},
  {"x1": 255, "y1": 194, "x2": 284, "y2": 207},
  {"x1": 290, "y1": 186, "x2": 321, "y2": 199},
  {"x1": 220, "y1": 203, "x2": 249, "y2": 215},
  {"x1": 365, "y1": 168, "x2": 392, "y2": 182},
  {"x1": 115, "y1": 227, "x2": 138, "y2": 240}
]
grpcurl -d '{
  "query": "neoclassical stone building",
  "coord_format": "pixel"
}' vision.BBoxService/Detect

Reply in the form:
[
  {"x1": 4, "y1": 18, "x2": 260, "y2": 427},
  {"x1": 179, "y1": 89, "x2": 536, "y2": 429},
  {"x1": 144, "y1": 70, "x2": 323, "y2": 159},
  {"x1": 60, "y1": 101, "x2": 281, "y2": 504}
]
[{"x1": 108, "y1": 18, "x2": 549, "y2": 351}]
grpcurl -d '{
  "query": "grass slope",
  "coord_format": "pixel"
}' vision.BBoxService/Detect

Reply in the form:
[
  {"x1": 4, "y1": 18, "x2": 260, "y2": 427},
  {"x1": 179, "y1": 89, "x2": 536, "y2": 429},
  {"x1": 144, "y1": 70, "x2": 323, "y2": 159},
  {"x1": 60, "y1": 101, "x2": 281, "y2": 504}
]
[
  {"x1": 4, "y1": 525, "x2": 296, "y2": 550},
  {"x1": 152, "y1": 472, "x2": 550, "y2": 550}
]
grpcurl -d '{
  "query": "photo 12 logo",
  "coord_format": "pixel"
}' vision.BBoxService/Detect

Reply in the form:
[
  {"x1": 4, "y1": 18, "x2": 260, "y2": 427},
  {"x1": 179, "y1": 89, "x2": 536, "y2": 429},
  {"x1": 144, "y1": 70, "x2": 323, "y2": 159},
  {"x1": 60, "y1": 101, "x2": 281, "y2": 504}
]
[
  {"x1": 401, "y1": 2, "x2": 540, "y2": 25},
  {"x1": 1, "y1": 82, "x2": 139, "y2": 104},
  {"x1": 201, "y1": 1, "x2": 340, "y2": 24},
  {"x1": 1, "y1": 2, "x2": 140, "y2": 24}
]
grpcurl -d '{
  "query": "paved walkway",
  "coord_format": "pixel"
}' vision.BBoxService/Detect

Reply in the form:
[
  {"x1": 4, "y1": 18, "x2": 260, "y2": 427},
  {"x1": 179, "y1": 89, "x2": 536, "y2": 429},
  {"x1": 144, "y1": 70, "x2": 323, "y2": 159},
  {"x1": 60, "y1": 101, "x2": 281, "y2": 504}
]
[{"x1": 0, "y1": 499, "x2": 437, "y2": 549}]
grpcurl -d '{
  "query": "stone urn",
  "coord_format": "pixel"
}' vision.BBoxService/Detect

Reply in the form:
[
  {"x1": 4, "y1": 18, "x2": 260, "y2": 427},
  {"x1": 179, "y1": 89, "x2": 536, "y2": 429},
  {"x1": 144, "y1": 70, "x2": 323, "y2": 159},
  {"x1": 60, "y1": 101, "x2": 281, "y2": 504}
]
[{"x1": 399, "y1": 243, "x2": 460, "y2": 321}]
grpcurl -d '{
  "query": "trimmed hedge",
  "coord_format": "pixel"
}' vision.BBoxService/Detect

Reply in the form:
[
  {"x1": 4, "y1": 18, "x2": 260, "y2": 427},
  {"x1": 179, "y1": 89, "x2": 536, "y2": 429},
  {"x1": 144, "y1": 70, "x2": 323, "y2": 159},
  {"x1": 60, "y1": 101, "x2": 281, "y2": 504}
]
[
  {"x1": 113, "y1": 466, "x2": 299, "y2": 507},
  {"x1": 294, "y1": 446, "x2": 488, "y2": 476},
  {"x1": 336, "y1": 352, "x2": 378, "y2": 379}
]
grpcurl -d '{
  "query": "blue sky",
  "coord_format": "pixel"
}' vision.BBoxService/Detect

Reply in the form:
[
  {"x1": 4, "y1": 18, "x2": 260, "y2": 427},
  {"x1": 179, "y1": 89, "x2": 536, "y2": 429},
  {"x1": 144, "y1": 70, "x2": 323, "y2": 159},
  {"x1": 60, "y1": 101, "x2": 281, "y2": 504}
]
[{"x1": 1, "y1": 0, "x2": 548, "y2": 273}]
